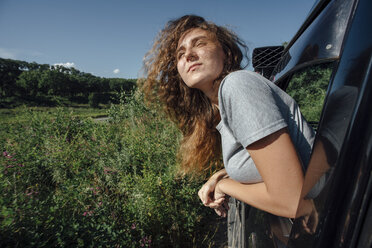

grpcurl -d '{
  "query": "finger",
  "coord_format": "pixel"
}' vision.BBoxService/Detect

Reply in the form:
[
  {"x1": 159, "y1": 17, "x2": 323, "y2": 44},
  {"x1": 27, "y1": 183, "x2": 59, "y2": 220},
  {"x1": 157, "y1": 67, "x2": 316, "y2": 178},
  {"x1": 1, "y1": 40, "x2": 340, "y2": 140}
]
[
  {"x1": 311, "y1": 213, "x2": 319, "y2": 233},
  {"x1": 198, "y1": 189, "x2": 209, "y2": 205},
  {"x1": 207, "y1": 202, "x2": 223, "y2": 209},
  {"x1": 215, "y1": 208, "x2": 222, "y2": 216},
  {"x1": 198, "y1": 188, "x2": 202, "y2": 199},
  {"x1": 222, "y1": 210, "x2": 227, "y2": 218},
  {"x1": 301, "y1": 219, "x2": 311, "y2": 234},
  {"x1": 207, "y1": 198, "x2": 225, "y2": 208},
  {"x1": 198, "y1": 188, "x2": 205, "y2": 202},
  {"x1": 214, "y1": 208, "x2": 227, "y2": 217},
  {"x1": 204, "y1": 187, "x2": 215, "y2": 204},
  {"x1": 217, "y1": 207, "x2": 227, "y2": 218},
  {"x1": 209, "y1": 197, "x2": 225, "y2": 205},
  {"x1": 223, "y1": 200, "x2": 229, "y2": 211},
  {"x1": 199, "y1": 188, "x2": 214, "y2": 206}
]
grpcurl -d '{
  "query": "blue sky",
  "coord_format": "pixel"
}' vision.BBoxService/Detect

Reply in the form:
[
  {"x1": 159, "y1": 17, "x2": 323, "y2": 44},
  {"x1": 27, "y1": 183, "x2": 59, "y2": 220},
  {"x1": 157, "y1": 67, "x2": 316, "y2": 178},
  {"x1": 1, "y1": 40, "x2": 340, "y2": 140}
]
[{"x1": 0, "y1": 0, "x2": 315, "y2": 79}]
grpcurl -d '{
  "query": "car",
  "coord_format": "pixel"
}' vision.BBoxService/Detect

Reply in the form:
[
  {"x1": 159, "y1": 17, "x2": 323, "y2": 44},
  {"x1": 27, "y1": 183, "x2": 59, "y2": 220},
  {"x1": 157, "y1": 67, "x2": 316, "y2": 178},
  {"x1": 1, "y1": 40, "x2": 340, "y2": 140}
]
[{"x1": 227, "y1": 0, "x2": 372, "y2": 247}]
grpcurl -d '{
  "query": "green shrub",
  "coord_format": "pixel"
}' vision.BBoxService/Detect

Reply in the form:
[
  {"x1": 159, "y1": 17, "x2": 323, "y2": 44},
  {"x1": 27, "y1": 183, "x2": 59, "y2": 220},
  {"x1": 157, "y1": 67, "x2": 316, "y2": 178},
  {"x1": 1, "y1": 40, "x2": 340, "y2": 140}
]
[
  {"x1": 0, "y1": 91, "x2": 219, "y2": 247},
  {"x1": 88, "y1": 92, "x2": 100, "y2": 108}
]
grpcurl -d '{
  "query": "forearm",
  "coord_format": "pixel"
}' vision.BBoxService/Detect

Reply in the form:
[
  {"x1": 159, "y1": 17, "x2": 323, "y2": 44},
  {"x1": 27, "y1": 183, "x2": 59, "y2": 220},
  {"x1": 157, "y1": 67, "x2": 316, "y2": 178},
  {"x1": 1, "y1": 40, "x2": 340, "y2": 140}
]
[{"x1": 217, "y1": 178, "x2": 301, "y2": 218}]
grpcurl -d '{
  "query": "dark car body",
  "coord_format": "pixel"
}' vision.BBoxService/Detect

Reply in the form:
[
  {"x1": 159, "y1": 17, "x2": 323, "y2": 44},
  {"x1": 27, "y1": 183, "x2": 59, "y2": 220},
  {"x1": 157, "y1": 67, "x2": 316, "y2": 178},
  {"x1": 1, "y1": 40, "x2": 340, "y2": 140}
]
[{"x1": 228, "y1": 0, "x2": 372, "y2": 247}]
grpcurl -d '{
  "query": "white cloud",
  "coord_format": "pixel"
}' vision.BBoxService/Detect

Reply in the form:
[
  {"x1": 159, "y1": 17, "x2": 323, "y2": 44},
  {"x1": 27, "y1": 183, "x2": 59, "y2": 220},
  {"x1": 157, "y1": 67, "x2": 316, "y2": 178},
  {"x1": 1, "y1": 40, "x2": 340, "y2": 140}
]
[
  {"x1": 53, "y1": 62, "x2": 76, "y2": 68},
  {"x1": 113, "y1": 68, "x2": 120, "y2": 74}
]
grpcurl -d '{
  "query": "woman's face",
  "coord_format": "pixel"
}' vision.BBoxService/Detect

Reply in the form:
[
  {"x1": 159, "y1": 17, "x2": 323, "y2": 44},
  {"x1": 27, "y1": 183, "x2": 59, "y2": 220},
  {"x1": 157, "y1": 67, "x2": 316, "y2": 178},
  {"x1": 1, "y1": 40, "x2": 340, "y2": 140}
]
[{"x1": 176, "y1": 28, "x2": 225, "y2": 93}]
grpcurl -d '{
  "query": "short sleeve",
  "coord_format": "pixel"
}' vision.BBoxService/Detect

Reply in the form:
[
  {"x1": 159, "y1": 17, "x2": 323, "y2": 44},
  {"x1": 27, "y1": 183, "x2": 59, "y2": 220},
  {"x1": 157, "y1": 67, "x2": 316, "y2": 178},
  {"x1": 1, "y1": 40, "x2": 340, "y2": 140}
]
[{"x1": 218, "y1": 71, "x2": 287, "y2": 147}]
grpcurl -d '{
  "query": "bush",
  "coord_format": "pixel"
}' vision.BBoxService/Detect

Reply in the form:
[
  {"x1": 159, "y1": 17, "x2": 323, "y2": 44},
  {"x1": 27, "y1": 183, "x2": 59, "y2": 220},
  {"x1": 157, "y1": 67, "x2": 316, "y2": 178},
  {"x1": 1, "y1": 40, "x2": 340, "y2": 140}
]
[
  {"x1": 0, "y1": 91, "x2": 219, "y2": 247},
  {"x1": 88, "y1": 92, "x2": 100, "y2": 108}
]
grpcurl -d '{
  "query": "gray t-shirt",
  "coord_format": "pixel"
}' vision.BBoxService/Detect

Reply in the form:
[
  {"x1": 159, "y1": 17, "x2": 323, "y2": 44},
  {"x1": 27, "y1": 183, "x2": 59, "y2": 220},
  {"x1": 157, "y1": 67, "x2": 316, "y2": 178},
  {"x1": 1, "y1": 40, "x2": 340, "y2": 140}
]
[{"x1": 216, "y1": 70, "x2": 315, "y2": 183}]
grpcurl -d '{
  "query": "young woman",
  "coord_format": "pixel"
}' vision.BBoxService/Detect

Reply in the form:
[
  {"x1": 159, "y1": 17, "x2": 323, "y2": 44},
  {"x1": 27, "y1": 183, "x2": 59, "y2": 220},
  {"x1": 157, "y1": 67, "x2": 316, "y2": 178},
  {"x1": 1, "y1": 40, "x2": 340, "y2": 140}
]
[{"x1": 142, "y1": 15, "x2": 315, "y2": 219}]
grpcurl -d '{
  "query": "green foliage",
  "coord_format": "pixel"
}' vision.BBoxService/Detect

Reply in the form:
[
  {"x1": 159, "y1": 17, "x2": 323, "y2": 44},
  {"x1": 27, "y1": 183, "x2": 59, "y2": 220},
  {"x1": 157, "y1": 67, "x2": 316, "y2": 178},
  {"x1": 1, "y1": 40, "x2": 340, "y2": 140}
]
[
  {"x1": 0, "y1": 91, "x2": 218, "y2": 247},
  {"x1": 0, "y1": 58, "x2": 136, "y2": 108},
  {"x1": 88, "y1": 92, "x2": 100, "y2": 108},
  {"x1": 286, "y1": 63, "x2": 333, "y2": 123}
]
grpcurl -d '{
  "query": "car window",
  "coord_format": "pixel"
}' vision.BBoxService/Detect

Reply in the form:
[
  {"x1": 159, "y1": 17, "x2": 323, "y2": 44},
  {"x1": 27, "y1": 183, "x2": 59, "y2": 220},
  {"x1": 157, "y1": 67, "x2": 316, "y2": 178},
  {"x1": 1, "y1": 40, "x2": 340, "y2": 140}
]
[{"x1": 285, "y1": 63, "x2": 333, "y2": 130}]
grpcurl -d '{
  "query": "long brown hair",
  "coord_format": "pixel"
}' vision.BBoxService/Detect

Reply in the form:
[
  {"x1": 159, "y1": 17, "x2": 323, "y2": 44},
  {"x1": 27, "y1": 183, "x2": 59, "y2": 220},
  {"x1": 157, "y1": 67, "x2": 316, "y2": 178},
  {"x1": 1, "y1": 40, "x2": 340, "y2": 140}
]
[{"x1": 142, "y1": 15, "x2": 248, "y2": 175}]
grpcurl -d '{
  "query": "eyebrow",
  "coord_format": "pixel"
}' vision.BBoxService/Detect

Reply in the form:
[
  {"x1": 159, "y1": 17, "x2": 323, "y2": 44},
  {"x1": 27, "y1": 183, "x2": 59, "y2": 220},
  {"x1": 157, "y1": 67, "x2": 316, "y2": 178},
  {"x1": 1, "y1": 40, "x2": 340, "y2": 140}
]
[{"x1": 176, "y1": 35, "x2": 209, "y2": 54}]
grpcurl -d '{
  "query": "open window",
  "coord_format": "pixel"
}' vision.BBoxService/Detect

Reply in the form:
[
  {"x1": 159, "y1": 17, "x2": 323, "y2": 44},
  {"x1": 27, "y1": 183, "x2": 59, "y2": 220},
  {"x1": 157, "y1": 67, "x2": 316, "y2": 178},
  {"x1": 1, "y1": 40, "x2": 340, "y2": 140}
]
[{"x1": 284, "y1": 63, "x2": 333, "y2": 130}]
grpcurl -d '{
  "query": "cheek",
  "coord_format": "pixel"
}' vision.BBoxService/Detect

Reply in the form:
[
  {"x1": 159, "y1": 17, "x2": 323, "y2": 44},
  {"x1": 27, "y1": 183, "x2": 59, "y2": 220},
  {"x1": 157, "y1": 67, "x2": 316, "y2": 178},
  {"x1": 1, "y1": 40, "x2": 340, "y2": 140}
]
[
  {"x1": 218, "y1": 50, "x2": 226, "y2": 71},
  {"x1": 176, "y1": 62, "x2": 183, "y2": 76},
  {"x1": 213, "y1": 52, "x2": 225, "y2": 73},
  {"x1": 176, "y1": 62, "x2": 187, "y2": 82},
  {"x1": 177, "y1": 60, "x2": 184, "y2": 73}
]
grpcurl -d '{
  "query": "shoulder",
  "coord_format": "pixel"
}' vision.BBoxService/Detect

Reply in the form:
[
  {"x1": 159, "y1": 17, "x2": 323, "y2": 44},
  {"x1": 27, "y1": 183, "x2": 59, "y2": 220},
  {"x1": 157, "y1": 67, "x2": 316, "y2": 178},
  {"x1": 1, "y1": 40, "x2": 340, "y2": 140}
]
[
  {"x1": 223, "y1": 70, "x2": 262, "y2": 81},
  {"x1": 219, "y1": 70, "x2": 270, "y2": 97}
]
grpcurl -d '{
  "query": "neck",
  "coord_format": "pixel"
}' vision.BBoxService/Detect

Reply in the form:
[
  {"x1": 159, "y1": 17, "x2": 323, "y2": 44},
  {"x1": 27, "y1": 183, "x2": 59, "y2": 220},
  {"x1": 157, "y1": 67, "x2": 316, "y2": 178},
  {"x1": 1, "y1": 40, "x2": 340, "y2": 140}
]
[{"x1": 202, "y1": 80, "x2": 221, "y2": 106}]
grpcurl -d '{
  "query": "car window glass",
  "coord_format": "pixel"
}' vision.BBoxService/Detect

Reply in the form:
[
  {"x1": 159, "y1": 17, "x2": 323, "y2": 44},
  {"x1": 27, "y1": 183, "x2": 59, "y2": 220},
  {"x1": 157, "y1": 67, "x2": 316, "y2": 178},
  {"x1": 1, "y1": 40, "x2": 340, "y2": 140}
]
[{"x1": 285, "y1": 63, "x2": 333, "y2": 130}]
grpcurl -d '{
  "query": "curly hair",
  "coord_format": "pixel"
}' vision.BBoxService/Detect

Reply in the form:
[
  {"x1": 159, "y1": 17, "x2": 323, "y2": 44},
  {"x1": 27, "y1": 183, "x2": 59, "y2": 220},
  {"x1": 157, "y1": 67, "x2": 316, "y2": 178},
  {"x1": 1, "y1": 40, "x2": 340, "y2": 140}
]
[{"x1": 142, "y1": 15, "x2": 249, "y2": 175}]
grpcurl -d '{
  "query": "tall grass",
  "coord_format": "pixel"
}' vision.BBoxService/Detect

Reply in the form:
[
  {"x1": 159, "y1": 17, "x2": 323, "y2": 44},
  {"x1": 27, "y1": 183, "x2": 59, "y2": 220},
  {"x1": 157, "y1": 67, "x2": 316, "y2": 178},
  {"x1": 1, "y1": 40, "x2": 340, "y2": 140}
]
[{"x1": 0, "y1": 91, "x2": 219, "y2": 247}]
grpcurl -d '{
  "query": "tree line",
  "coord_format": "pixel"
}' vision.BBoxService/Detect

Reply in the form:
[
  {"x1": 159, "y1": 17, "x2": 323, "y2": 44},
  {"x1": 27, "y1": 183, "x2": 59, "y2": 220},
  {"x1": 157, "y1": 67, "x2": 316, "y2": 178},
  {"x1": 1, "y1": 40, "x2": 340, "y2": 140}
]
[{"x1": 0, "y1": 58, "x2": 137, "y2": 107}]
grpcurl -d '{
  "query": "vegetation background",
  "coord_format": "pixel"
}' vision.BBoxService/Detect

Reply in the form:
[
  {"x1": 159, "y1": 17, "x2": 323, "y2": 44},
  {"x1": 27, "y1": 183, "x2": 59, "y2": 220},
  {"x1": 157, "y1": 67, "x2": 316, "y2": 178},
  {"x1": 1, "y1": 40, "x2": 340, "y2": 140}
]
[
  {"x1": 1, "y1": 58, "x2": 221, "y2": 247},
  {"x1": 0, "y1": 58, "x2": 331, "y2": 247}
]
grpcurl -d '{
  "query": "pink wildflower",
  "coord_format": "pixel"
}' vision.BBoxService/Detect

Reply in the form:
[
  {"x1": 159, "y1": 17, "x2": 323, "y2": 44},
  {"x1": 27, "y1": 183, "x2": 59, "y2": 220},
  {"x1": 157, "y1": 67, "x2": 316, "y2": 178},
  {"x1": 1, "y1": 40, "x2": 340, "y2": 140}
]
[
  {"x1": 89, "y1": 187, "x2": 98, "y2": 195},
  {"x1": 83, "y1": 211, "x2": 93, "y2": 216},
  {"x1": 3, "y1": 152, "x2": 13, "y2": 158},
  {"x1": 140, "y1": 236, "x2": 151, "y2": 247},
  {"x1": 26, "y1": 189, "x2": 38, "y2": 196},
  {"x1": 131, "y1": 223, "x2": 136, "y2": 230}
]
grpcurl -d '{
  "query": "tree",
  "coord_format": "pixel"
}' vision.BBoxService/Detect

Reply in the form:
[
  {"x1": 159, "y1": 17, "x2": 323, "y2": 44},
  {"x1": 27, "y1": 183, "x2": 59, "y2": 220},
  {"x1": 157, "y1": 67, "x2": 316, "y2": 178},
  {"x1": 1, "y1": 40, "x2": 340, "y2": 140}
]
[
  {"x1": 88, "y1": 92, "x2": 100, "y2": 108},
  {"x1": 15, "y1": 70, "x2": 41, "y2": 98}
]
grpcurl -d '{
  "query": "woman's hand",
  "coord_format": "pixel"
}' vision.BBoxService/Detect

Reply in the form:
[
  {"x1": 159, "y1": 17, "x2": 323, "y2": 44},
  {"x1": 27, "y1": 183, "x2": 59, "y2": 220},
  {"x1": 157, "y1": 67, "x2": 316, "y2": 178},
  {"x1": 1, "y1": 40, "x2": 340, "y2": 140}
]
[
  {"x1": 297, "y1": 199, "x2": 319, "y2": 235},
  {"x1": 212, "y1": 179, "x2": 230, "y2": 217},
  {"x1": 198, "y1": 169, "x2": 227, "y2": 206}
]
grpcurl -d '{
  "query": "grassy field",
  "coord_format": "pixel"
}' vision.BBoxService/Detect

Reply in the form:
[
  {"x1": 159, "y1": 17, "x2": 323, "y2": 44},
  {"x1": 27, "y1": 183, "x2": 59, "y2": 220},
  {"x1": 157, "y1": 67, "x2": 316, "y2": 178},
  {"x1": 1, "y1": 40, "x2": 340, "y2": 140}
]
[
  {"x1": 0, "y1": 105, "x2": 109, "y2": 125},
  {"x1": 0, "y1": 93, "x2": 220, "y2": 247}
]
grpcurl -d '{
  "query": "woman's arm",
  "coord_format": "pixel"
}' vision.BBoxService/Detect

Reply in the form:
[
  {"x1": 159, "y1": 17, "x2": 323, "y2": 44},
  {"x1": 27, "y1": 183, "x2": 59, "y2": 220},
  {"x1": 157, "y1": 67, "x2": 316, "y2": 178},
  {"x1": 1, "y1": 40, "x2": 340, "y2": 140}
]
[{"x1": 215, "y1": 128, "x2": 304, "y2": 218}]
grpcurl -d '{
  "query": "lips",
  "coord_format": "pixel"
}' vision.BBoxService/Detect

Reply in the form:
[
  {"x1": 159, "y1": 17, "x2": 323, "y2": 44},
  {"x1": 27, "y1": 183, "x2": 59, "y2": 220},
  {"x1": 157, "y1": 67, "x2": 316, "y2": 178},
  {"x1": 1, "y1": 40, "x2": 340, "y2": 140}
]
[{"x1": 188, "y1": 63, "x2": 202, "y2": 72}]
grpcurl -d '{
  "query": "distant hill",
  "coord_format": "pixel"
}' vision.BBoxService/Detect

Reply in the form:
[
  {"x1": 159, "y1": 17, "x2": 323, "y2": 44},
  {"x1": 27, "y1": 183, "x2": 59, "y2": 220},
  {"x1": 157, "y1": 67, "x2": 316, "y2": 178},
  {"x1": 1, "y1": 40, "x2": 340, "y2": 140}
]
[{"x1": 0, "y1": 58, "x2": 137, "y2": 107}]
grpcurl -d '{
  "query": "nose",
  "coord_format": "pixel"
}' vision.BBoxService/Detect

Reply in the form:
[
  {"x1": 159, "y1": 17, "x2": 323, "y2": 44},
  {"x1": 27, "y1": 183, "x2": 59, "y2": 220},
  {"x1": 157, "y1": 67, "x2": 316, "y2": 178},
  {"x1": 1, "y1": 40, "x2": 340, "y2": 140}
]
[{"x1": 185, "y1": 48, "x2": 198, "y2": 62}]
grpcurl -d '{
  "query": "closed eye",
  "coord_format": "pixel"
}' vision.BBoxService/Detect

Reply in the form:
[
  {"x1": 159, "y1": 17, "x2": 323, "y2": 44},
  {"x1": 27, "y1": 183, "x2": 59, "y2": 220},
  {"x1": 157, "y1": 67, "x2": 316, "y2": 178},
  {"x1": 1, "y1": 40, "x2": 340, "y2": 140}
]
[
  {"x1": 196, "y1": 41, "x2": 206, "y2": 47},
  {"x1": 177, "y1": 52, "x2": 185, "y2": 60}
]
